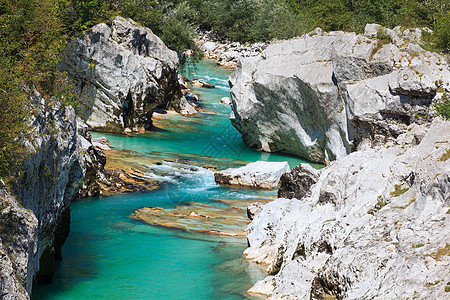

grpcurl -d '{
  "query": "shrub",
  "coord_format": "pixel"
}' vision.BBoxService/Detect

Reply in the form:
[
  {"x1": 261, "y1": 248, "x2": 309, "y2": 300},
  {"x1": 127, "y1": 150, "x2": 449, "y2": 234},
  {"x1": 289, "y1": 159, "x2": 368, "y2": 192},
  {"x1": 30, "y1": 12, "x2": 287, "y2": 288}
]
[{"x1": 434, "y1": 93, "x2": 450, "y2": 120}]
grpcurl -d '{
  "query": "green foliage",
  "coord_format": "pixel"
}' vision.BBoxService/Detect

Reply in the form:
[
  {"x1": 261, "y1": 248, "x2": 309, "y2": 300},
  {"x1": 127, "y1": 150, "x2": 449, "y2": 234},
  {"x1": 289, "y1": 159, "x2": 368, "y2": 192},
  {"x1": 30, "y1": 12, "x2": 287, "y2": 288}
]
[
  {"x1": 158, "y1": 2, "x2": 203, "y2": 61},
  {"x1": 0, "y1": 69, "x2": 29, "y2": 178},
  {"x1": 188, "y1": 0, "x2": 312, "y2": 42},
  {"x1": 60, "y1": 0, "x2": 116, "y2": 37},
  {"x1": 440, "y1": 148, "x2": 450, "y2": 162},
  {"x1": 390, "y1": 184, "x2": 409, "y2": 197},
  {"x1": 285, "y1": 0, "x2": 450, "y2": 50},
  {"x1": 434, "y1": 11, "x2": 450, "y2": 49},
  {"x1": 0, "y1": 0, "x2": 68, "y2": 177},
  {"x1": 434, "y1": 93, "x2": 450, "y2": 120}
]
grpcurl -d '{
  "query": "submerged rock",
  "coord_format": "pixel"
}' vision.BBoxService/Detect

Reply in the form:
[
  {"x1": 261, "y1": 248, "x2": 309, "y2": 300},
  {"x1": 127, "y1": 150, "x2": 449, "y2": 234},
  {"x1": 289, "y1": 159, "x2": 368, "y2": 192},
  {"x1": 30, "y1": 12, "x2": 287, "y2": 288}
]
[
  {"x1": 60, "y1": 16, "x2": 182, "y2": 133},
  {"x1": 244, "y1": 120, "x2": 450, "y2": 299},
  {"x1": 214, "y1": 161, "x2": 290, "y2": 189},
  {"x1": 192, "y1": 79, "x2": 215, "y2": 88},
  {"x1": 230, "y1": 25, "x2": 450, "y2": 163}
]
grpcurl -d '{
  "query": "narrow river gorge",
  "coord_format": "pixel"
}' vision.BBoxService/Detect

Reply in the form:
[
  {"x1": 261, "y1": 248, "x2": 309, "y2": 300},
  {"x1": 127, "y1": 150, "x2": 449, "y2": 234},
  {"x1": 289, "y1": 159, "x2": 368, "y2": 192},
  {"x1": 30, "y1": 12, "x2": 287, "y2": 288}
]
[{"x1": 32, "y1": 60, "x2": 318, "y2": 299}]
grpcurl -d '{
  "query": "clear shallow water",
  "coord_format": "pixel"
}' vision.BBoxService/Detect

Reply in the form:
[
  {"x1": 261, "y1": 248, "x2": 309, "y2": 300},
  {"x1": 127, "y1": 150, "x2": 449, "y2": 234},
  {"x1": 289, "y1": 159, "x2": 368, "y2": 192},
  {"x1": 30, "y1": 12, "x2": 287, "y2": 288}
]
[{"x1": 32, "y1": 60, "x2": 317, "y2": 299}]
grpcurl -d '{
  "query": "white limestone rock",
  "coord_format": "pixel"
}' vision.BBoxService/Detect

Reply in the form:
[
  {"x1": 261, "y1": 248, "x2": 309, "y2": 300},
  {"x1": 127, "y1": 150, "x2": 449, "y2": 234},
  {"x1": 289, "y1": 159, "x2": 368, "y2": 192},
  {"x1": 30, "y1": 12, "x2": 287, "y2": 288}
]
[
  {"x1": 230, "y1": 25, "x2": 450, "y2": 163},
  {"x1": 0, "y1": 185, "x2": 38, "y2": 299},
  {"x1": 60, "y1": 17, "x2": 182, "y2": 133},
  {"x1": 1, "y1": 92, "x2": 108, "y2": 298},
  {"x1": 244, "y1": 119, "x2": 450, "y2": 299},
  {"x1": 214, "y1": 161, "x2": 290, "y2": 189},
  {"x1": 219, "y1": 97, "x2": 232, "y2": 105}
]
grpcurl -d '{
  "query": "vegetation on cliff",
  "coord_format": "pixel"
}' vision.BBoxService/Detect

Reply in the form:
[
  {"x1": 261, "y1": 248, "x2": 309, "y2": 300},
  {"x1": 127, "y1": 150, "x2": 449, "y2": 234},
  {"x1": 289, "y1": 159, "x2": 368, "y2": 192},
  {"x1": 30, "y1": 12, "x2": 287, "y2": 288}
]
[{"x1": 0, "y1": 0, "x2": 69, "y2": 177}]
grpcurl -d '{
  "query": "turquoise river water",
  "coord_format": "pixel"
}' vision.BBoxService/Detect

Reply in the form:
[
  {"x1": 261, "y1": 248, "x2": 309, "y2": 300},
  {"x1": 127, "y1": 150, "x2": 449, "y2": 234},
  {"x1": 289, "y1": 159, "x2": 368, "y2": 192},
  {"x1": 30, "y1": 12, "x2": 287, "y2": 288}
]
[{"x1": 32, "y1": 60, "x2": 317, "y2": 299}]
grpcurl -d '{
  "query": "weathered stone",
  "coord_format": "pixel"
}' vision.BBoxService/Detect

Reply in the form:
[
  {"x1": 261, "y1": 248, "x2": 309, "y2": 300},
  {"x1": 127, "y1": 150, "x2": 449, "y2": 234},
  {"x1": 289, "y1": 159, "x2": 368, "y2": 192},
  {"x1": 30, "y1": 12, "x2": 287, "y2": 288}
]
[
  {"x1": 0, "y1": 184, "x2": 38, "y2": 299},
  {"x1": 230, "y1": 25, "x2": 450, "y2": 163},
  {"x1": 214, "y1": 161, "x2": 290, "y2": 189},
  {"x1": 247, "y1": 202, "x2": 264, "y2": 220},
  {"x1": 244, "y1": 119, "x2": 450, "y2": 299},
  {"x1": 0, "y1": 91, "x2": 109, "y2": 299},
  {"x1": 278, "y1": 163, "x2": 320, "y2": 200},
  {"x1": 60, "y1": 16, "x2": 182, "y2": 133},
  {"x1": 219, "y1": 97, "x2": 232, "y2": 105}
]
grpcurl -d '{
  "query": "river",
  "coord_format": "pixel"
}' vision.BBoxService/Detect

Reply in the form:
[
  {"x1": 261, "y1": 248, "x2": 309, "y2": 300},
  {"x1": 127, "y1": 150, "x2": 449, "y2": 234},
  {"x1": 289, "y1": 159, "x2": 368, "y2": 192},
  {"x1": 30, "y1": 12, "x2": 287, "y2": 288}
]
[{"x1": 32, "y1": 60, "x2": 317, "y2": 299}]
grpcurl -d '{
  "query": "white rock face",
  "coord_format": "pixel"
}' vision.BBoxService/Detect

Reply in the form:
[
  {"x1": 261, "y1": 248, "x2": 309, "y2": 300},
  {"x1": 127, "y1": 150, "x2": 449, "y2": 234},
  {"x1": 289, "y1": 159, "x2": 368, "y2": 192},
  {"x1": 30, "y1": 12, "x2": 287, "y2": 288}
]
[
  {"x1": 244, "y1": 120, "x2": 450, "y2": 299},
  {"x1": 230, "y1": 26, "x2": 450, "y2": 163},
  {"x1": 61, "y1": 17, "x2": 182, "y2": 132},
  {"x1": 214, "y1": 161, "x2": 290, "y2": 189},
  {"x1": 0, "y1": 92, "x2": 106, "y2": 299},
  {"x1": 0, "y1": 185, "x2": 38, "y2": 300}
]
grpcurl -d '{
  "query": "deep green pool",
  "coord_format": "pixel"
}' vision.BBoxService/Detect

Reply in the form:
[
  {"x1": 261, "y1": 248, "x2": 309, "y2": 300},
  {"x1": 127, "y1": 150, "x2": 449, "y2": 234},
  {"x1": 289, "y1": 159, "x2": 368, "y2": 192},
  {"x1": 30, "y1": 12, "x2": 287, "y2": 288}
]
[{"x1": 32, "y1": 60, "x2": 315, "y2": 299}]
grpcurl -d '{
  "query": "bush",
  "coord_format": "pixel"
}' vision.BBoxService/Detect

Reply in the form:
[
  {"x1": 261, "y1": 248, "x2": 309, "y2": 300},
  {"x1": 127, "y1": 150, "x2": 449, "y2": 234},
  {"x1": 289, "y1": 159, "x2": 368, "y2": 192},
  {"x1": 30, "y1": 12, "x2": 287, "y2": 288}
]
[
  {"x1": 434, "y1": 93, "x2": 450, "y2": 120},
  {"x1": 434, "y1": 11, "x2": 450, "y2": 49}
]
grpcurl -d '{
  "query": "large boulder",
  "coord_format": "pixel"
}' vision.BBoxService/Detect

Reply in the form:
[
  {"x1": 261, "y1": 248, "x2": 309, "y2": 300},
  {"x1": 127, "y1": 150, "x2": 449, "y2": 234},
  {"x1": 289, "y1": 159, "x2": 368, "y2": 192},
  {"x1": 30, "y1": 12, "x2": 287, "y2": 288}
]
[
  {"x1": 60, "y1": 16, "x2": 182, "y2": 133},
  {"x1": 230, "y1": 25, "x2": 450, "y2": 163},
  {"x1": 244, "y1": 120, "x2": 450, "y2": 299},
  {"x1": 214, "y1": 161, "x2": 290, "y2": 189}
]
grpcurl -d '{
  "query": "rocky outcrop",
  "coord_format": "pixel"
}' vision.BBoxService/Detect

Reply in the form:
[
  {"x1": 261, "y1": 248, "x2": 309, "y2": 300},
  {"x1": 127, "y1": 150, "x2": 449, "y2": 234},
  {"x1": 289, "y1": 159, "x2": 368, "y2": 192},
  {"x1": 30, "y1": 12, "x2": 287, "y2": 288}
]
[
  {"x1": 0, "y1": 91, "x2": 109, "y2": 298},
  {"x1": 16, "y1": 94, "x2": 98, "y2": 286},
  {"x1": 244, "y1": 120, "x2": 450, "y2": 299},
  {"x1": 230, "y1": 25, "x2": 450, "y2": 163},
  {"x1": 61, "y1": 16, "x2": 183, "y2": 133},
  {"x1": 214, "y1": 161, "x2": 289, "y2": 189},
  {"x1": 0, "y1": 184, "x2": 38, "y2": 300}
]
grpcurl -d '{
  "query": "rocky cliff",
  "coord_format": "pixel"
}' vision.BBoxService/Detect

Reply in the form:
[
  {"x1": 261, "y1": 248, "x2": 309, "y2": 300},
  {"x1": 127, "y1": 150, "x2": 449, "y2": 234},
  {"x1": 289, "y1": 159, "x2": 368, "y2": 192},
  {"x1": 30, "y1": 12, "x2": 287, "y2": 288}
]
[
  {"x1": 230, "y1": 25, "x2": 450, "y2": 163},
  {"x1": 244, "y1": 119, "x2": 450, "y2": 299},
  {"x1": 0, "y1": 91, "x2": 105, "y2": 298},
  {"x1": 60, "y1": 16, "x2": 188, "y2": 133},
  {"x1": 0, "y1": 185, "x2": 37, "y2": 300}
]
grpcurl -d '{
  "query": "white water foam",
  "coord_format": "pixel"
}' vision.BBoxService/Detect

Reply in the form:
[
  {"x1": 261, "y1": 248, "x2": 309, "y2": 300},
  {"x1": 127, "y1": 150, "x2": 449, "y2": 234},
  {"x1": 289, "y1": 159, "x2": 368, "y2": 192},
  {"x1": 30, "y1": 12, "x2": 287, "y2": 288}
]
[{"x1": 144, "y1": 161, "x2": 217, "y2": 191}]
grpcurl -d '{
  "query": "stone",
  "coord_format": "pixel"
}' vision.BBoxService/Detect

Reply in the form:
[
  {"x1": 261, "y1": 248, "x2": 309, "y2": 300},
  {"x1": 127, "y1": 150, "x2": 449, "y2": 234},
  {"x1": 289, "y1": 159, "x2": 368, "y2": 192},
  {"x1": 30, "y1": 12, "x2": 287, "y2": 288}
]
[
  {"x1": 202, "y1": 41, "x2": 216, "y2": 51},
  {"x1": 0, "y1": 91, "x2": 109, "y2": 299},
  {"x1": 60, "y1": 16, "x2": 182, "y2": 133},
  {"x1": 192, "y1": 79, "x2": 215, "y2": 88},
  {"x1": 214, "y1": 161, "x2": 290, "y2": 189},
  {"x1": 247, "y1": 202, "x2": 264, "y2": 220},
  {"x1": 230, "y1": 25, "x2": 450, "y2": 163},
  {"x1": 92, "y1": 141, "x2": 111, "y2": 151},
  {"x1": 219, "y1": 97, "x2": 232, "y2": 105},
  {"x1": 92, "y1": 136, "x2": 110, "y2": 147},
  {"x1": 179, "y1": 96, "x2": 198, "y2": 115},
  {"x1": 194, "y1": 27, "x2": 269, "y2": 68},
  {"x1": 278, "y1": 163, "x2": 320, "y2": 200},
  {"x1": 244, "y1": 119, "x2": 450, "y2": 299},
  {"x1": 0, "y1": 185, "x2": 38, "y2": 299}
]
